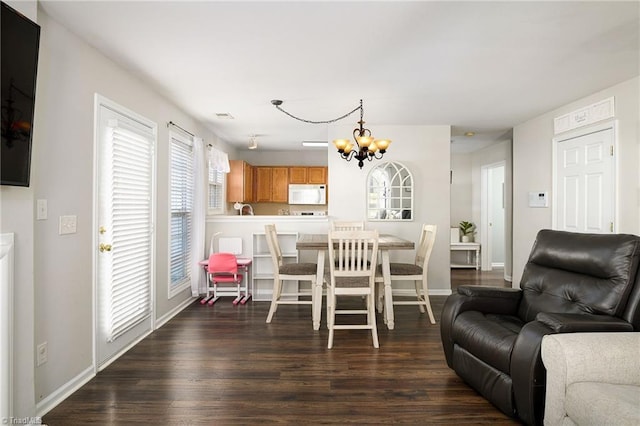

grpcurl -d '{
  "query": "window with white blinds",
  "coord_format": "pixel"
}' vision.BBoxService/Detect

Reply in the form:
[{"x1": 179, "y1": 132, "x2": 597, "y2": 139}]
[
  {"x1": 170, "y1": 133, "x2": 194, "y2": 292},
  {"x1": 208, "y1": 166, "x2": 224, "y2": 213},
  {"x1": 106, "y1": 121, "x2": 154, "y2": 342}
]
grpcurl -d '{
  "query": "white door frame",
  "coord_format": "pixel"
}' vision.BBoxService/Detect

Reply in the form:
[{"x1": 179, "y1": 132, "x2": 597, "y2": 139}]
[
  {"x1": 0, "y1": 233, "x2": 14, "y2": 420},
  {"x1": 480, "y1": 161, "x2": 506, "y2": 271},
  {"x1": 551, "y1": 120, "x2": 618, "y2": 232},
  {"x1": 92, "y1": 94, "x2": 157, "y2": 372}
]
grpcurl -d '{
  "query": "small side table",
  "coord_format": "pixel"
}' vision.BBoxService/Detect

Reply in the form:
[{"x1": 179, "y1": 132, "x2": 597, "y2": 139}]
[{"x1": 450, "y1": 242, "x2": 481, "y2": 270}]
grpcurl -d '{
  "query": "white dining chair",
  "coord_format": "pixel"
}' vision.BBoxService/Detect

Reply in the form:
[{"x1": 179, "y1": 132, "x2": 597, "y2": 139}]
[
  {"x1": 326, "y1": 221, "x2": 366, "y2": 324},
  {"x1": 264, "y1": 224, "x2": 320, "y2": 328},
  {"x1": 327, "y1": 229, "x2": 380, "y2": 348},
  {"x1": 330, "y1": 220, "x2": 365, "y2": 231},
  {"x1": 375, "y1": 224, "x2": 437, "y2": 324}
]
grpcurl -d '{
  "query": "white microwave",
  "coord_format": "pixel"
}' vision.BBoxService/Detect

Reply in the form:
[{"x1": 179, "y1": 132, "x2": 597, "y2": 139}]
[{"x1": 288, "y1": 184, "x2": 327, "y2": 205}]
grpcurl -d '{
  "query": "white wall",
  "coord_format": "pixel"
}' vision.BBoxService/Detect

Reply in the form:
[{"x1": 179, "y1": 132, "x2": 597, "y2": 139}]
[
  {"x1": 240, "y1": 149, "x2": 328, "y2": 166},
  {"x1": 28, "y1": 7, "x2": 234, "y2": 412},
  {"x1": 328, "y1": 124, "x2": 452, "y2": 293},
  {"x1": 513, "y1": 76, "x2": 639, "y2": 285},
  {"x1": 450, "y1": 153, "x2": 473, "y2": 227},
  {"x1": 0, "y1": 0, "x2": 38, "y2": 419}
]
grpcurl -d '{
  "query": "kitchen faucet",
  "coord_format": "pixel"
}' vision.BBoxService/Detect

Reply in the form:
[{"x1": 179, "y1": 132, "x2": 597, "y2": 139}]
[{"x1": 234, "y1": 202, "x2": 254, "y2": 216}]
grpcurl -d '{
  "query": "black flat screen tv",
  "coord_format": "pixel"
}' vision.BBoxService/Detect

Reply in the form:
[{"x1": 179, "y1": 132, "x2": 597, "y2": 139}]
[{"x1": 1, "y1": 1, "x2": 40, "y2": 187}]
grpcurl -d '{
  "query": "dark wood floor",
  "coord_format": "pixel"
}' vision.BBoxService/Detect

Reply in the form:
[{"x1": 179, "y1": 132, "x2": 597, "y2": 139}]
[{"x1": 44, "y1": 269, "x2": 517, "y2": 425}]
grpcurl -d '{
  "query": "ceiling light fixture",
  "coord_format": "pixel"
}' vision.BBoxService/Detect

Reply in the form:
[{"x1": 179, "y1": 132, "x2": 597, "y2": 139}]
[
  {"x1": 464, "y1": 131, "x2": 475, "y2": 137},
  {"x1": 271, "y1": 99, "x2": 391, "y2": 169},
  {"x1": 302, "y1": 141, "x2": 328, "y2": 147},
  {"x1": 248, "y1": 135, "x2": 258, "y2": 150},
  {"x1": 215, "y1": 112, "x2": 235, "y2": 120}
]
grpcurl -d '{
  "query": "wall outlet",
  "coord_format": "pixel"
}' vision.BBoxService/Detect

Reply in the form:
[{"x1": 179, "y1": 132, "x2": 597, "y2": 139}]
[{"x1": 37, "y1": 341, "x2": 48, "y2": 366}]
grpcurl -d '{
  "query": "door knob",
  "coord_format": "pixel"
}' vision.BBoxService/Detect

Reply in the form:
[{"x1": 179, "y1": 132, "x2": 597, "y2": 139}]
[{"x1": 99, "y1": 243, "x2": 112, "y2": 252}]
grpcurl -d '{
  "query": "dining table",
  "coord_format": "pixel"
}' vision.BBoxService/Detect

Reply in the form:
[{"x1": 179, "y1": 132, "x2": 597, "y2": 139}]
[{"x1": 296, "y1": 233, "x2": 415, "y2": 330}]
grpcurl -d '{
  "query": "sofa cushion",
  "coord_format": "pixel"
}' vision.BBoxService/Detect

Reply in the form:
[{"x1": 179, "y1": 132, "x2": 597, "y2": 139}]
[
  {"x1": 565, "y1": 382, "x2": 640, "y2": 426},
  {"x1": 452, "y1": 311, "x2": 524, "y2": 374},
  {"x1": 518, "y1": 230, "x2": 640, "y2": 322}
]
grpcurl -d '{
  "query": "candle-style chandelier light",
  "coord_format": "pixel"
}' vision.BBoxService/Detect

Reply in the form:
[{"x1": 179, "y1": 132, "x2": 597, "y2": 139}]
[{"x1": 271, "y1": 99, "x2": 391, "y2": 169}]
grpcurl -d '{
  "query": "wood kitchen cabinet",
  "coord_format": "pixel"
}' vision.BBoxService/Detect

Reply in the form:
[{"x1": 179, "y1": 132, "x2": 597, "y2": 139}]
[
  {"x1": 307, "y1": 167, "x2": 327, "y2": 184},
  {"x1": 272, "y1": 167, "x2": 289, "y2": 202},
  {"x1": 255, "y1": 167, "x2": 289, "y2": 202},
  {"x1": 289, "y1": 167, "x2": 307, "y2": 184},
  {"x1": 227, "y1": 160, "x2": 254, "y2": 203},
  {"x1": 288, "y1": 166, "x2": 327, "y2": 184},
  {"x1": 254, "y1": 167, "x2": 272, "y2": 202}
]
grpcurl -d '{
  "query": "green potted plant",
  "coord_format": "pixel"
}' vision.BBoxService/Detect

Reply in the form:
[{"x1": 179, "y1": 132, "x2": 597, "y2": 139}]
[{"x1": 459, "y1": 221, "x2": 476, "y2": 243}]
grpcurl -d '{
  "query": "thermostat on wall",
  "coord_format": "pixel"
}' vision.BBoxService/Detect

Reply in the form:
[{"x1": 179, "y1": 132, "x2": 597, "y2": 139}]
[{"x1": 528, "y1": 191, "x2": 549, "y2": 208}]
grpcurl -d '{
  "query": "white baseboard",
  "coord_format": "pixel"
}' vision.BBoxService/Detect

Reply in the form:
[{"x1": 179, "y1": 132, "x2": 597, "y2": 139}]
[
  {"x1": 155, "y1": 297, "x2": 197, "y2": 330},
  {"x1": 392, "y1": 289, "x2": 452, "y2": 297},
  {"x1": 430, "y1": 289, "x2": 453, "y2": 296},
  {"x1": 35, "y1": 298, "x2": 195, "y2": 418},
  {"x1": 36, "y1": 365, "x2": 94, "y2": 418}
]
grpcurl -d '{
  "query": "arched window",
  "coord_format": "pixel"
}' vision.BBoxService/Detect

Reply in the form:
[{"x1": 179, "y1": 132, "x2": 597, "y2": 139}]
[{"x1": 367, "y1": 162, "x2": 413, "y2": 221}]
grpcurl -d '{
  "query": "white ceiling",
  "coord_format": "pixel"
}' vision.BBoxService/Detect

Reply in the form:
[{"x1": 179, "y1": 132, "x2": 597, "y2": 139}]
[{"x1": 39, "y1": 1, "x2": 639, "y2": 153}]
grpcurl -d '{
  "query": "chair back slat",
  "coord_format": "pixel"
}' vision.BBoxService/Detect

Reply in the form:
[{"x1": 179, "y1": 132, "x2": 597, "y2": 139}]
[
  {"x1": 265, "y1": 224, "x2": 284, "y2": 268},
  {"x1": 331, "y1": 221, "x2": 365, "y2": 231},
  {"x1": 329, "y1": 230, "x2": 378, "y2": 280},
  {"x1": 416, "y1": 225, "x2": 437, "y2": 269}
]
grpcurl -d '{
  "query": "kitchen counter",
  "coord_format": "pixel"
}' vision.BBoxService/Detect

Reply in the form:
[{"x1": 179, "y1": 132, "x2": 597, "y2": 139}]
[
  {"x1": 207, "y1": 215, "x2": 329, "y2": 223},
  {"x1": 205, "y1": 215, "x2": 332, "y2": 276}
]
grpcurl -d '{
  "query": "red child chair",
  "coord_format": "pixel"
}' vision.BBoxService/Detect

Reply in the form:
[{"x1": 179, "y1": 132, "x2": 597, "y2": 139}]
[{"x1": 203, "y1": 252, "x2": 244, "y2": 305}]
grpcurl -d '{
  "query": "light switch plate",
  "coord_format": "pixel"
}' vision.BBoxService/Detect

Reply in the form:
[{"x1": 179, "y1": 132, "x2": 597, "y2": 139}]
[
  {"x1": 59, "y1": 215, "x2": 77, "y2": 235},
  {"x1": 36, "y1": 199, "x2": 48, "y2": 220},
  {"x1": 37, "y1": 341, "x2": 48, "y2": 366}
]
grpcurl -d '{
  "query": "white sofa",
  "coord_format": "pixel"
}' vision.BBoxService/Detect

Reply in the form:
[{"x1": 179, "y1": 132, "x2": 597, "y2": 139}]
[{"x1": 541, "y1": 332, "x2": 640, "y2": 426}]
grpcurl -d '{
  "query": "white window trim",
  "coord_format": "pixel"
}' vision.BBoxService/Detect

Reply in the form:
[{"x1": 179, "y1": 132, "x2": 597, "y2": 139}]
[
  {"x1": 207, "y1": 165, "x2": 226, "y2": 216},
  {"x1": 168, "y1": 131, "x2": 194, "y2": 298}
]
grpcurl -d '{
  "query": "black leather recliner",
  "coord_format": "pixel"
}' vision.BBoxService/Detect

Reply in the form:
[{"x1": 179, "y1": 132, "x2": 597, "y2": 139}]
[{"x1": 441, "y1": 229, "x2": 640, "y2": 425}]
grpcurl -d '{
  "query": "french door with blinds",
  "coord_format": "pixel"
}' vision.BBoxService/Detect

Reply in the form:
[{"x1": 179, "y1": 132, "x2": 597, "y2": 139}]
[{"x1": 95, "y1": 96, "x2": 156, "y2": 369}]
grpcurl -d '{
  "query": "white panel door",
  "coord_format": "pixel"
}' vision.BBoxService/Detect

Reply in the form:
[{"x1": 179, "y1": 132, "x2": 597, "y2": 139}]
[
  {"x1": 95, "y1": 98, "x2": 156, "y2": 368},
  {"x1": 555, "y1": 127, "x2": 614, "y2": 233}
]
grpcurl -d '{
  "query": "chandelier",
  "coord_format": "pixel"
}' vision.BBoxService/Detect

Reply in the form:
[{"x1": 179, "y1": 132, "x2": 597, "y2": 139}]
[{"x1": 271, "y1": 99, "x2": 391, "y2": 169}]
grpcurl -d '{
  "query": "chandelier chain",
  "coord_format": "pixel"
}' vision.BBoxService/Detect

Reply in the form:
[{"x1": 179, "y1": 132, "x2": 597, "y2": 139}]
[
  {"x1": 270, "y1": 98, "x2": 388, "y2": 169},
  {"x1": 274, "y1": 102, "x2": 362, "y2": 125}
]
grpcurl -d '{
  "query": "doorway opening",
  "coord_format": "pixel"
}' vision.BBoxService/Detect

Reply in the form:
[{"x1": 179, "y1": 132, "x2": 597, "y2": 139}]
[{"x1": 481, "y1": 162, "x2": 505, "y2": 271}]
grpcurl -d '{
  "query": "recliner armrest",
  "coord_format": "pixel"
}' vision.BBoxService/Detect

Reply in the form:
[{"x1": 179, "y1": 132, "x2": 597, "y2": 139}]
[
  {"x1": 452, "y1": 285, "x2": 523, "y2": 315},
  {"x1": 457, "y1": 285, "x2": 522, "y2": 300},
  {"x1": 536, "y1": 312, "x2": 634, "y2": 333},
  {"x1": 441, "y1": 286, "x2": 522, "y2": 368},
  {"x1": 541, "y1": 333, "x2": 640, "y2": 426}
]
